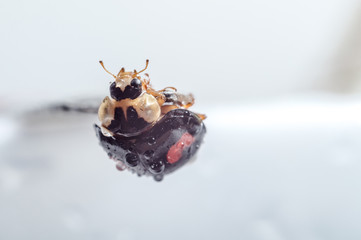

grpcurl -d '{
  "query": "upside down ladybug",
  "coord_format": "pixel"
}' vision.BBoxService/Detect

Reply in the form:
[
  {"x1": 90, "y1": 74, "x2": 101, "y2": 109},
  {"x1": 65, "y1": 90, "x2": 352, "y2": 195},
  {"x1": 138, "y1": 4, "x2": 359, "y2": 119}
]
[{"x1": 94, "y1": 60, "x2": 206, "y2": 181}]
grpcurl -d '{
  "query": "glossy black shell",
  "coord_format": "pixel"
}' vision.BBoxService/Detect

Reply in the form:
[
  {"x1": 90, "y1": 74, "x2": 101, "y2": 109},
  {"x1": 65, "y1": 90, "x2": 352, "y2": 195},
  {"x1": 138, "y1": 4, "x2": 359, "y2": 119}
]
[{"x1": 94, "y1": 109, "x2": 206, "y2": 181}]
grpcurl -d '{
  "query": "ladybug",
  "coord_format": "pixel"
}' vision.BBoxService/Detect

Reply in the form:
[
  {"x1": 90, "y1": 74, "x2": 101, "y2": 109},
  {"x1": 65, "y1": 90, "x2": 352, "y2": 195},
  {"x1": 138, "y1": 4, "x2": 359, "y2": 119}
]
[{"x1": 94, "y1": 60, "x2": 206, "y2": 181}]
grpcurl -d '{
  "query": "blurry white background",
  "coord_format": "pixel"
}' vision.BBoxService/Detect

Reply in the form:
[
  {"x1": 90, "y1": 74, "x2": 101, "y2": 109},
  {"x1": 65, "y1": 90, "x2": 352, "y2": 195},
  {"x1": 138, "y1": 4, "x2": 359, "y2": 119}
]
[{"x1": 1, "y1": 0, "x2": 361, "y2": 239}]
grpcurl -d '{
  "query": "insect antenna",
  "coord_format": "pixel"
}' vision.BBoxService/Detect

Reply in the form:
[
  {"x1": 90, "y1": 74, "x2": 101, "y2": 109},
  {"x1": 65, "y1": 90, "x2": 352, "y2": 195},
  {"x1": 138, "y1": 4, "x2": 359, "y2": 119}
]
[
  {"x1": 132, "y1": 59, "x2": 149, "y2": 78},
  {"x1": 99, "y1": 61, "x2": 116, "y2": 79},
  {"x1": 159, "y1": 87, "x2": 177, "y2": 92},
  {"x1": 117, "y1": 67, "x2": 125, "y2": 76},
  {"x1": 137, "y1": 59, "x2": 149, "y2": 74}
]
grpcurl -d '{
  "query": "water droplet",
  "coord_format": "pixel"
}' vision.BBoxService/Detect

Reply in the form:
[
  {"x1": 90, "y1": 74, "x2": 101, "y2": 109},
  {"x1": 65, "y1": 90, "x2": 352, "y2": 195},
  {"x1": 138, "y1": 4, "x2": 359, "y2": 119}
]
[
  {"x1": 154, "y1": 174, "x2": 164, "y2": 182},
  {"x1": 144, "y1": 150, "x2": 154, "y2": 159},
  {"x1": 149, "y1": 160, "x2": 165, "y2": 174},
  {"x1": 147, "y1": 137, "x2": 156, "y2": 145},
  {"x1": 115, "y1": 161, "x2": 127, "y2": 171},
  {"x1": 125, "y1": 153, "x2": 139, "y2": 167}
]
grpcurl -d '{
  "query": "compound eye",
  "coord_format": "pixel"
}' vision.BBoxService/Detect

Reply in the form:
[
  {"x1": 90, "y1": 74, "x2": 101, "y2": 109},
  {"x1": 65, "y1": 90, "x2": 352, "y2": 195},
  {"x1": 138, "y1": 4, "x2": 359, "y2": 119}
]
[
  {"x1": 124, "y1": 79, "x2": 142, "y2": 99},
  {"x1": 131, "y1": 78, "x2": 142, "y2": 89},
  {"x1": 110, "y1": 82, "x2": 123, "y2": 101}
]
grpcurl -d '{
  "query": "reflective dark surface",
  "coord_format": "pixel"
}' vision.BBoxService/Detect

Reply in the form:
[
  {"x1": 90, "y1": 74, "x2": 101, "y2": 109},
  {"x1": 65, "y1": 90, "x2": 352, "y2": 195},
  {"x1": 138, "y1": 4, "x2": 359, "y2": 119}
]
[{"x1": 95, "y1": 109, "x2": 206, "y2": 181}]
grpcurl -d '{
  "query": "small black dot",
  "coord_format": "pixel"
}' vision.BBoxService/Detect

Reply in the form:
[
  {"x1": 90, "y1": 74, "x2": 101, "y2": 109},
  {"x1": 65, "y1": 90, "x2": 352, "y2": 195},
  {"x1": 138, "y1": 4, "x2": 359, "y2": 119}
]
[
  {"x1": 144, "y1": 150, "x2": 154, "y2": 159},
  {"x1": 125, "y1": 153, "x2": 139, "y2": 167},
  {"x1": 149, "y1": 160, "x2": 165, "y2": 174},
  {"x1": 131, "y1": 78, "x2": 142, "y2": 88},
  {"x1": 147, "y1": 137, "x2": 156, "y2": 145}
]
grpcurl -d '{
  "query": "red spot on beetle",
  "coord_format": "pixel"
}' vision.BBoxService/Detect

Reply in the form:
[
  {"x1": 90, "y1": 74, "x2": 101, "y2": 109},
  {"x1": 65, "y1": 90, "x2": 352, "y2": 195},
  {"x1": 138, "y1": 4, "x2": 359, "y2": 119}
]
[{"x1": 167, "y1": 132, "x2": 195, "y2": 164}]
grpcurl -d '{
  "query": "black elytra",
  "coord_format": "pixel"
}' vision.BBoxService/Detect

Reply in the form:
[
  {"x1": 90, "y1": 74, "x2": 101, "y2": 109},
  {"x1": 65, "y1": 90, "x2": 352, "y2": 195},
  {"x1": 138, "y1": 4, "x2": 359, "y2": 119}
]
[{"x1": 94, "y1": 109, "x2": 206, "y2": 181}]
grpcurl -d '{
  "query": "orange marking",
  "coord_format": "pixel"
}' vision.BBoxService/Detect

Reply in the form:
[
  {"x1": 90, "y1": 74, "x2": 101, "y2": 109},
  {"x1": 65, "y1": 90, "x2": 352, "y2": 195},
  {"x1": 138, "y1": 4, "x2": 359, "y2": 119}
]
[{"x1": 167, "y1": 132, "x2": 195, "y2": 164}]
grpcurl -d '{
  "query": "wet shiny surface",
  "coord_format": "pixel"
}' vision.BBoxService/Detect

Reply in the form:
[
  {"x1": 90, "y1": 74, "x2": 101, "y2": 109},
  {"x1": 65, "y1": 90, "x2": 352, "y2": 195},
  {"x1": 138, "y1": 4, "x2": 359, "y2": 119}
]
[{"x1": 95, "y1": 109, "x2": 206, "y2": 181}]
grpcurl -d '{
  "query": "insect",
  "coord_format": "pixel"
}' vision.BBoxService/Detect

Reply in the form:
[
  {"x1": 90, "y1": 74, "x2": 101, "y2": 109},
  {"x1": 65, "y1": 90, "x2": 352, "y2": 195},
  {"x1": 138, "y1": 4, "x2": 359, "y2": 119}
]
[{"x1": 94, "y1": 60, "x2": 206, "y2": 181}]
